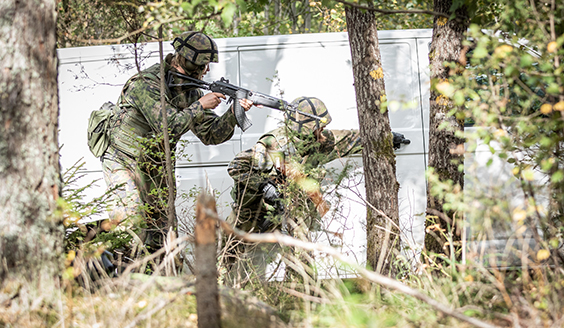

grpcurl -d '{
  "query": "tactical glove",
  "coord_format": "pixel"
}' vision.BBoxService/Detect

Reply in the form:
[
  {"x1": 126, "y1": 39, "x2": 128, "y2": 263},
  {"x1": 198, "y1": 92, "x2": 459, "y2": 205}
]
[{"x1": 392, "y1": 132, "x2": 411, "y2": 150}]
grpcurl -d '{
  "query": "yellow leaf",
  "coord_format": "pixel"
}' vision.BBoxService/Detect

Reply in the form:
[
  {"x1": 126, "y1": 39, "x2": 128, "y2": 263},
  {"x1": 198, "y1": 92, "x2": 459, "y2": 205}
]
[
  {"x1": 553, "y1": 101, "x2": 564, "y2": 111},
  {"x1": 537, "y1": 249, "x2": 550, "y2": 261},
  {"x1": 540, "y1": 104, "x2": 553, "y2": 114},
  {"x1": 464, "y1": 275, "x2": 474, "y2": 282},
  {"x1": 516, "y1": 225, "x2": 527, "y2": 235},
  {"x1": 297, "y1": 177, "x2": 320, "y2": 193},
  {"x1": 512, "y1": 208, "x2": 527, "y2": 221},
  {"x1": 547, "y1": 41, "x2": 558, "y2": 53},
  {"x1": 66, "y1": 250, "x2": 76, "y2": 262},
  {"x1": 494, "y1": 44, "x2": 513, "y2": 58},
  {"x1": 512, "y1": 167, "x2": 520, "y2": 176},
  {"x1": 436, "y1": 81, "x2": 453, "y2": 95},
  {"x1": 493, "y1": 129, "x2": 507, "y2": 138},
  {"x1": 437, "y1": 17, "x2": 448, "y2": 26},
  {"x1": 522, "y1": 168, "x2": 535, "y2": 181},
  {"x1": 436, "y1": 94, "x2": 449, "y2": 106},
  {"x1": 369, "y1": 67, "x2": 384, "y2": 80}
]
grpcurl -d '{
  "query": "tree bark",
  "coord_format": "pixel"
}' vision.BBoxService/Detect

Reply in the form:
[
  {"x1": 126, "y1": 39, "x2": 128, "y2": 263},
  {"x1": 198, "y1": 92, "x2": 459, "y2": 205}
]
[
  {"x1": 0, "y1": 0, "x2": 63, "y2": 300},
  {"x1": 273, "y1": 0, "x2": 281, "y2": 35},
  {"x1": 345, "y1": 6, "x2": 400, "y2": 275},
  {"x1": 195, "y1": 193, "x2": 221, "y2": 328},
  {"x1": 424, "y1": 0, "x2": 469, "y2": 260},
  {"x1": 303, "y1": 0, "x2": 312, "y2": 33}
]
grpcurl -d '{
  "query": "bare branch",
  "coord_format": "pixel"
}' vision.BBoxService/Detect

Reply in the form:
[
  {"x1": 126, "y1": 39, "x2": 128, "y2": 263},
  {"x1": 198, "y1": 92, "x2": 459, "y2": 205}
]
[
  {"x1": 334, "y1": 0, "x2": 449, "y2": 19},
  {"x1": 67, "y1": 12, "x2": 221, "y2": 45}
]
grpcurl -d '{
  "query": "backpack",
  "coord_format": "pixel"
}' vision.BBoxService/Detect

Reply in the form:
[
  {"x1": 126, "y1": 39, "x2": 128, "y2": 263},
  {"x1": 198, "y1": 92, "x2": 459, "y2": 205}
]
[{"x1": 87, "y1": 102, "x2": 116, "y2": 158}]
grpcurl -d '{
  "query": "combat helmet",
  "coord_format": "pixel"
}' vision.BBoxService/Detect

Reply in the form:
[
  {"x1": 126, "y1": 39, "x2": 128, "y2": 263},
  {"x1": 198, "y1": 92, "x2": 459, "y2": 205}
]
[
  {"x1": 285, "y1": 97, "x2": 332, "y2": 135},
  {"x1": 171, "y1": 31, "x2": 219, "y2": 66}
]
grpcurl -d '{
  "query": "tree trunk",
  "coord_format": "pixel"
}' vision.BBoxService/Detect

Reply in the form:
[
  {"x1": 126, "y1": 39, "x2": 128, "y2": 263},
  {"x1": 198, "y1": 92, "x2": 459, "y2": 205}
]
[
  {"x1": 290, "y1": 1, "x2": 298, "y2": 34},
  {"x1": 345, "y1": 6, "x2": 400, "y2": 275},
  {"x1": 195, "y1": 193, "x2": 221, "y2": 328},
  {"x1": 273, "y1": 0, "x2": 281, "y2": 35},
  {"x1": 303, "y1": 0, "x2": 312, "y2": 32},
  {"x1": 263, "y1": 4, "x2": 270, "y2": 35},
  {"x1": 424, "y1": 0, "x2": 469, "y2": 260},
  {"x1": 0, "y1": 0, "x2": 63, "y2": 300}
]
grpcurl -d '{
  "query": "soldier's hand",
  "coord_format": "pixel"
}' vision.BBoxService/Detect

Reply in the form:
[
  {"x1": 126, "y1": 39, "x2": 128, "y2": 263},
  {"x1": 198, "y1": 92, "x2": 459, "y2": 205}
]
[
  {"x1": 199, "y1": 92, "x2": 226, "y2": 109},
  {"x1": 238, "y1": 98, "x2": 253, "y2": 111}
]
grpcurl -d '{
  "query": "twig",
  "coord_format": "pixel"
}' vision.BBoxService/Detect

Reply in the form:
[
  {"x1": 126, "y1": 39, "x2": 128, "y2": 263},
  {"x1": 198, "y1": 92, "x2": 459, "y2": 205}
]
[
  {"x1": 282, "y1": 287, "x2": 330, "y2": 304},
  {"x1": 121, "y1": 234, "x2": 190, "y2": 276}
]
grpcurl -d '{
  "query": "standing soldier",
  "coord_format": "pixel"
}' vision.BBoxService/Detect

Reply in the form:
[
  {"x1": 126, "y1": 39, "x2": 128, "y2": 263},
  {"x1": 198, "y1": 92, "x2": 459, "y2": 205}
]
[{"x1": 99, "y1": 31, "x2": 252, "y2": 253}]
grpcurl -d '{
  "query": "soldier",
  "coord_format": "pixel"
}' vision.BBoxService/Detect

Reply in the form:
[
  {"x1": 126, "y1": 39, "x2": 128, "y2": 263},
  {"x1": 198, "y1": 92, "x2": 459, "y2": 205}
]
[
  {"x1": 227, "y1": 96, "x2": 363, "y2": 235},
  {"x1": 101, "y1": 31, "x2": 252, "y2": 253},
  {"x1": 225, "y1": 97, "x2": 362, "y2": 282}
]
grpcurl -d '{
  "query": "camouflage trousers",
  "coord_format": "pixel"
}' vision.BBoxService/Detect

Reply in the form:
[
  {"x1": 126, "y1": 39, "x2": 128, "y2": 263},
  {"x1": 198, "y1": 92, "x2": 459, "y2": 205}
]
[{"x1": 102, "y1": 147, "x2": 171, "y2": 253}]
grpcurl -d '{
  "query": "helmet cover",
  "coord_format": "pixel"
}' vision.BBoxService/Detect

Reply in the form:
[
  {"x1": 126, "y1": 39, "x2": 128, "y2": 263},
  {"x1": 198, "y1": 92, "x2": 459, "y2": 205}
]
[
  {"x1": 286, "y1": 97, "x2": 332, "y2": 134},
  {"x1": 171, "y1": 31, "x2": 219, "y2": 66}
]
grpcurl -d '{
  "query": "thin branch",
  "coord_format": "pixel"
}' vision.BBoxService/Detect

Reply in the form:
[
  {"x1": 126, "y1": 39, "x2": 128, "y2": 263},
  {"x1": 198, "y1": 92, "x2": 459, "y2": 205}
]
[
  {"x1": 213, "y1": 212, "x2": 500, "y2": 328},
  {"x1": 68, "y1": 12, "x2": 221, "y2": 45},
  {"x1": 157, "y1": 26, "x2": 177, "y2": 230},
  {"x1": 121, "y1": 234, "x2": 190, "y2": 276},
  {"x1": 282, "y1": 287, "x2": 330, "y2": 304},
  {"x1": 528, "y1": 0, "x2": 550, "y2": 39},
  {"x1": 334, "y1": 0, "x2": 449, "y2": 18}
]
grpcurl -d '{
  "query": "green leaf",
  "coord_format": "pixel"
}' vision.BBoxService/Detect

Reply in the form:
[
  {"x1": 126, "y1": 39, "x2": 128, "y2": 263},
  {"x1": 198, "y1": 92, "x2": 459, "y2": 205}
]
[
  {"x1": 540, "y1": 136, "x2": 552, "y2": 147},
  {"x1": 473, "y1": 46, "x2": 488, "y2": 59},
  {"x1": 220, "y1": 3, "x2": 236, "y2": 26},
  {"x1": 541, "y1": 159, "x2": 553, "y2": 171},
  {"x1": 181, "y1": 3, "x2": 192, "y2": 15},
  {"x1": 546, "y1": 83, "x2": 560, "y2": 95},
  {"x1": 520, "y1": 54, "x2": 534, "y2": 67},
  {"x1": 551, "y1": 171, "x2": 564, "y2": 183},
  {"x1": 504, "y1": 64, "x2": 516, "y2": 77},
  {"x1": 453, "y1": 90, "x2": 465, "y2": 106}
]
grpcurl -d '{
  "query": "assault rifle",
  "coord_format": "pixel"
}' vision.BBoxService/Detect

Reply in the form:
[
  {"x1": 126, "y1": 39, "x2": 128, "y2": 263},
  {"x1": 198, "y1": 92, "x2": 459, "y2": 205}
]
[{"x1": 167, "y1": 71, "x2": 328, "y2": 131}]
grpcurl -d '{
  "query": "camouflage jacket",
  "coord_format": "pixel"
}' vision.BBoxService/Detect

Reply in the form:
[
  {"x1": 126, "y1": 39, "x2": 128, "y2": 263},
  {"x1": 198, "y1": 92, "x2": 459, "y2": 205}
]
[
  {"x1": 228, "y1": 126, "x2": 362, "y2": 214},
  {"x1": 108, "y1": 61, "x2": 238, "y2": 159}
]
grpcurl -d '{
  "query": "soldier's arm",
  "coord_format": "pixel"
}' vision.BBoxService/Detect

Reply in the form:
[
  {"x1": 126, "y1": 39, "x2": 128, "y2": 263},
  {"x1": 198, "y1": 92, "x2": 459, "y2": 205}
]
[
  {"x1": 323, "y1": 129, "x2": 363, "y2": 163},
  {"x1": 126, "y1": 80, "x2": 237, "y2": 143},
  {"x1": 189, "y1": 106, "x2": 238, "y2": 145}
]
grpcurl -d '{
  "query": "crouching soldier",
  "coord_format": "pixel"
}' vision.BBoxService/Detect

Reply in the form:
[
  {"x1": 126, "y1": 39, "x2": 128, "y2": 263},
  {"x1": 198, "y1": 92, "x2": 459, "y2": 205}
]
[{"x1": 225, "y1": 97, "x2": 363, "y2": 282}]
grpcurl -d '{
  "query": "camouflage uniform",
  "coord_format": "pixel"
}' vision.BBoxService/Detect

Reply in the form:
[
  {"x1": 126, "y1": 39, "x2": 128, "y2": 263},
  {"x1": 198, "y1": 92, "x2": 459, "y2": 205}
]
[
  {"x1": 102, "y1": 33, "x2": 237, "y2": 249},
  {"x1": 227, "y1": 97, "x2": 362, "y2": 233}
]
